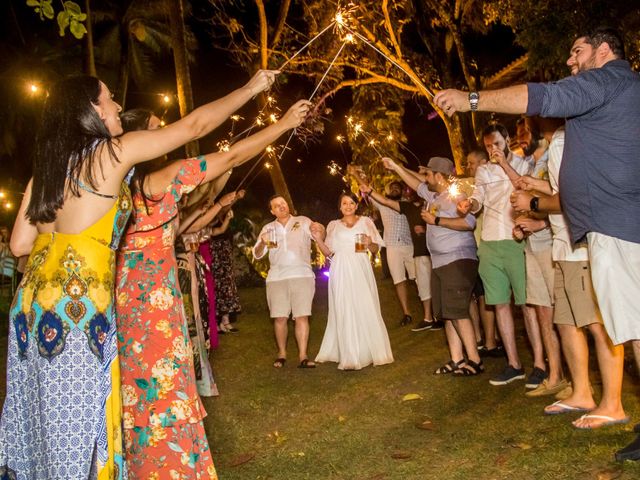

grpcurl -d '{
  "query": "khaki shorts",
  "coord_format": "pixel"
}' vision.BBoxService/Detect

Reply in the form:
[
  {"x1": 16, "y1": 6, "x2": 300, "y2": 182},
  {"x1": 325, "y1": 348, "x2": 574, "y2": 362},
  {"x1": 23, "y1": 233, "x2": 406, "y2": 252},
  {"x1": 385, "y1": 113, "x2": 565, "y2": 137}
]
[
  {"x1": 525, "y1": 247, "x2": 555, "y2": 307},
  {"x1": 414, "y1": 255, "x2": 432, "y2": 301},
  {"x1": 587, "y1": 232, "x2": 640, "y2": 344},
  {"x1": 553, "y1": 260, "x2": 602, "y2": 328},
  {"x1": 386, "y1": 245, "x2": 416, "y2": 285},
  {"x1": 266, "y1": 277, "x2": 315, "y2": 318}
]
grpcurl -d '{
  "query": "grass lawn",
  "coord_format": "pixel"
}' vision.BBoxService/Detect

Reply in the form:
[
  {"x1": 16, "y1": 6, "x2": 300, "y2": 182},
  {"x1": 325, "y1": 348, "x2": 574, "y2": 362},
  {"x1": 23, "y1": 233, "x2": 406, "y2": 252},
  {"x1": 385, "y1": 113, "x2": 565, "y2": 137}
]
[{"x1": 1, "y1": 273, "x2": 640, "y2": 479}]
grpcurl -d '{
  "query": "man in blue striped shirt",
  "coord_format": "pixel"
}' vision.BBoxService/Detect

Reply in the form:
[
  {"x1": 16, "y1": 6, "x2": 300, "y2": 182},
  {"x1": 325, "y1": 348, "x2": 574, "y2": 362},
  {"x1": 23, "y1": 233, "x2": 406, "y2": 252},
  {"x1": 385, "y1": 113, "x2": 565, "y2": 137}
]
[{"x1": 434, "y1": 26, "x2": 640, "y2": 462}]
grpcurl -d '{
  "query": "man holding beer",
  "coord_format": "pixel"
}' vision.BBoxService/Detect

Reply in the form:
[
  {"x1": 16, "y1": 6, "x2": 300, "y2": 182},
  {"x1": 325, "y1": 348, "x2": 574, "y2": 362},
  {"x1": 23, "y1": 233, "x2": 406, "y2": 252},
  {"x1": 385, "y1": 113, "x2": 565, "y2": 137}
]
[{"x1": 253, "y1": 195, "x2": 325, "y2": 369}]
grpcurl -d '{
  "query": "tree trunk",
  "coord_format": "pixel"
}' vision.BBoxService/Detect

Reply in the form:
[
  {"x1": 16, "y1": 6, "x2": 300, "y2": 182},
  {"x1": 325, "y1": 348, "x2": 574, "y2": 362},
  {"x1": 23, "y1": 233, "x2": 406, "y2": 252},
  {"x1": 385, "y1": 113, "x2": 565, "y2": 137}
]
[
  {"x1": 167, "y1": 0, "x2": 199, "y2": 159},
  {"x1": 442, "y1": 115, "x2": 466, "y2": 174},
  {"x1": 84, "y1": 0, "x2": 97, "y2": 76}
]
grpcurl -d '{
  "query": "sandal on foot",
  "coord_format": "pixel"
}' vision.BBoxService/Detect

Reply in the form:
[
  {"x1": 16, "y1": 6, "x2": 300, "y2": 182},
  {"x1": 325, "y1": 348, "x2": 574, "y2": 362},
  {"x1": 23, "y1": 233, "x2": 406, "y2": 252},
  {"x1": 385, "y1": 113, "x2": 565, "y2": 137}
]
[
  {"x1": 573, "y1": 414, "x2": 630, "y2": 429},
  {"x1": 544, "y1": 400, "x2": 592, "y2": 415},
  {"x1": 433, "y1": 359, "x2": 464, "y2": 375},
  {"x1": 453, "y1": 359, "x2": 484, "y2": 376},
  {"x1": 298, "y1": 359, "x2": 316, "y2": 369},
  {"x1": 273, "y1": 358, "x2": 286, "y2": 368}
]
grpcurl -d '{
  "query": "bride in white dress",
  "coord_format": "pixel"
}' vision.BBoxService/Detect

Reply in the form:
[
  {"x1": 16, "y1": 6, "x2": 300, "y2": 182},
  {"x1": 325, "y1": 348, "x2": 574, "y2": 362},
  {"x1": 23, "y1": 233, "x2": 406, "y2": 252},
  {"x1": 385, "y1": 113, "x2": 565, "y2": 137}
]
[{"x1": 313, "y1": 192, "x2": 394, "y2": 370}]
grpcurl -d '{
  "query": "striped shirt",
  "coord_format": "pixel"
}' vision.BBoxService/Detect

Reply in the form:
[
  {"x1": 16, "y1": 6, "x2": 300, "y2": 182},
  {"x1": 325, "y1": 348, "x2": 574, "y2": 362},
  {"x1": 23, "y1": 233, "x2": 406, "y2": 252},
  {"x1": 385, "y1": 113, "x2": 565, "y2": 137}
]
[{"x1": 527, "y1": 59, "x2": 640, "y2": 244}]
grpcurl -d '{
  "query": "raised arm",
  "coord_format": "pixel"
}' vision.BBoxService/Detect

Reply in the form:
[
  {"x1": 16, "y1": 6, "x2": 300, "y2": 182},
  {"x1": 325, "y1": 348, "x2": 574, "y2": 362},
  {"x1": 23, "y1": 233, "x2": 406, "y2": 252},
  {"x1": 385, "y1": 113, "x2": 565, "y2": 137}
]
[
  {"x1": 359, "y1": 184, "x2": 400, "y2": 212},
  {"x1": 10, "y1": 180, "x2": 38, "y2": 257},
  {"x1": 200, "y1": 100, "x2": 311, "y2": 184},
  {"x1": 434, "y1": 84, "x2": 529, "y2": 117},
  {"x1": 381, "y1": 157, "x2": 424, "y2": 192},
  {"x1": 116, "y1": 70, "x2": 279, "y2": 167}
]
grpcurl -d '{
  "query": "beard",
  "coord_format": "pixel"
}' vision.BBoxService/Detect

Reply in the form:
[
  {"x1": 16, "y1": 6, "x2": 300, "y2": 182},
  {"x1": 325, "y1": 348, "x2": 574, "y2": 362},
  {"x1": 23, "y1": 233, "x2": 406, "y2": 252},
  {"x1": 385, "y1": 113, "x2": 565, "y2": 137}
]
[{"x1": 386, "y1": 192, "x2": 402, "y2": 200}]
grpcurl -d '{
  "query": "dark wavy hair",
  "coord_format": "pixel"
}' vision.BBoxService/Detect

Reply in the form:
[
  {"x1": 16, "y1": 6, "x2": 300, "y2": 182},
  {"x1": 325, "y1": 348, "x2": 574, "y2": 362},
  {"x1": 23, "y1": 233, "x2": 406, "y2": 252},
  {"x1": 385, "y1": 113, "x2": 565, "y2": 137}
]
[{"x1": 26, "y1": 75, "x2": 119, "y2": 224}]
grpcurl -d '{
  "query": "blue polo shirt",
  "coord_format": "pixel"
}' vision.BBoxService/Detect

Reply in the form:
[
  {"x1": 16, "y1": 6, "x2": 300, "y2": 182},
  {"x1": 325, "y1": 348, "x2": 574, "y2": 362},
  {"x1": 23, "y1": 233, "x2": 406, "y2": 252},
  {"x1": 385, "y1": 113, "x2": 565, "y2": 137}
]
[{"x1": 526, "y1": 59, "x2": 640, "y2": 244}]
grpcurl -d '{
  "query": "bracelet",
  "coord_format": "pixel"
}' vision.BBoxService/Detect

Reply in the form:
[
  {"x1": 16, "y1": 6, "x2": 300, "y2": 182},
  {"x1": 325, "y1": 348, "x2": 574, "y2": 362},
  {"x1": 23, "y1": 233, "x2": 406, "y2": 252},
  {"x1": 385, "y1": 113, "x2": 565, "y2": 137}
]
[{"x1": 434, "y1": 216, "x2": 441, "y2": 226}]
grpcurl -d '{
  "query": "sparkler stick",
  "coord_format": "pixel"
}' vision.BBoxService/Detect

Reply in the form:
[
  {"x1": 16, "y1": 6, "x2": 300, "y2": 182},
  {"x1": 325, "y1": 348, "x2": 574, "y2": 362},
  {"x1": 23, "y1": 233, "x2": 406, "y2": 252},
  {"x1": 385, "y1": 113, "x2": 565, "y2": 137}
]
[
  {"x1": 278, "y1": 21, "x2": 336, "y2": 70},
  {"x1": 234, "y1": 151, "x2": 268, "y2": 191},
  {"x1": 342, "y1": 25, "x2": 435, "y2": 98}
]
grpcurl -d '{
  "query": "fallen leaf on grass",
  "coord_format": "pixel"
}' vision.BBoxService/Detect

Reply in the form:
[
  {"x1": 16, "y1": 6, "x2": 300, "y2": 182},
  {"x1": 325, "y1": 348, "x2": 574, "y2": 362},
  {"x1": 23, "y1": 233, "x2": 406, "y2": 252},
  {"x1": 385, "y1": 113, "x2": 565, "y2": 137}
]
[
  {"x1": 511, "y1": 443, "x2": 532, "y2": 450},
  {"x1": 228, "y1": 453, "x2": 255, "y2": 467},
  {"x1": 415, "y1": 419, "x2": 435, "y2": 431},
  {"x1": 595, "y1": 468, "x2": 622, "y2": 480},
  {"x1": 338, "y1": 415, "x2": 346, "y2": 422},
  {"x1": 390, "y1": 451, "x2": 412, "y2": 460},
  {"x1": 402, "y1": 393, "x2": 422, "y2": 402},
  {"x1": 494, "y1": 453, "x2": 508, "y2": 466}
]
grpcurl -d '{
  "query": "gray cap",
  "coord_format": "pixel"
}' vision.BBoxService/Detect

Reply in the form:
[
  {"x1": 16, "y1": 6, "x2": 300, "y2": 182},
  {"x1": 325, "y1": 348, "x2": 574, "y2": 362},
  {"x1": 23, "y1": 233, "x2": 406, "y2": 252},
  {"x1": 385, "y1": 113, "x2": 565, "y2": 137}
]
[{"x1": 426, "y1": 156, "x2": 455, "y2": 175}]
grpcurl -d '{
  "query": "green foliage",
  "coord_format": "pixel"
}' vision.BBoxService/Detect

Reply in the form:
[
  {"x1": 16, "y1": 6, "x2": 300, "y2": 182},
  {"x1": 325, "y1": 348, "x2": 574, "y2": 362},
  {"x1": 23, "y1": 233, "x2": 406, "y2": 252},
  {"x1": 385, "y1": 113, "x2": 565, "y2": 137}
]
[
  {"x1": 26, "y1": 0, "x2": 54, "y2": 20},
  {"x1": 483, "y1": 0, "x2": 640, "y2": 78},
  {"x1": 26, "y1": 0, "x2": 87, "y2": 39}
]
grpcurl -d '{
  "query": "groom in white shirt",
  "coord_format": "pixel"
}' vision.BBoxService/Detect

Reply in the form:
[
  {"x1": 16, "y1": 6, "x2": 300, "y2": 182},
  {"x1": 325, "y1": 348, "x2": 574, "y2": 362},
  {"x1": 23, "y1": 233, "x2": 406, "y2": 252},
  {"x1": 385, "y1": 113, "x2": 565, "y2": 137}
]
[{"x1": 253, "y1": 195, "x2": 325, "y2": 369}]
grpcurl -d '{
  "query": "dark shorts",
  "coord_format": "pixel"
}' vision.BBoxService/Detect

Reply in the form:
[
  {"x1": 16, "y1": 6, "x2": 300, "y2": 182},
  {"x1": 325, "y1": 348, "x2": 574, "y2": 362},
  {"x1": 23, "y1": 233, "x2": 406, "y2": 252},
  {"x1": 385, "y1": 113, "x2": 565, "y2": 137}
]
[
  {"x1": 432, "y1": 258, "x2": 479, "y2": 320},
  {"x1": 472, "y1": 274, "x2": 485, "y2": 298}
]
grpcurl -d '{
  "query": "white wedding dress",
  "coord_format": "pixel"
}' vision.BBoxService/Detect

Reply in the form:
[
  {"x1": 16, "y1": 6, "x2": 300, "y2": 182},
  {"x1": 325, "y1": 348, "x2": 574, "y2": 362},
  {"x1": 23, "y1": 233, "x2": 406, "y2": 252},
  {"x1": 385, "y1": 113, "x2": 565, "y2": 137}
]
[{"x1": 315, "y1": 216, "x2": 394, "y2": 370}]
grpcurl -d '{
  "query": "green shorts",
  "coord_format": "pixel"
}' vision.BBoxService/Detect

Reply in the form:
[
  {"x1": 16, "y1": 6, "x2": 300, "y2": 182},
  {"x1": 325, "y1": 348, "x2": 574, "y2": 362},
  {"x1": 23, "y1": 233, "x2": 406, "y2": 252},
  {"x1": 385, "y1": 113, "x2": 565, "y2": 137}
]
[{"x1": 478, "y1": 240, "x2": 526, "y2": 306}]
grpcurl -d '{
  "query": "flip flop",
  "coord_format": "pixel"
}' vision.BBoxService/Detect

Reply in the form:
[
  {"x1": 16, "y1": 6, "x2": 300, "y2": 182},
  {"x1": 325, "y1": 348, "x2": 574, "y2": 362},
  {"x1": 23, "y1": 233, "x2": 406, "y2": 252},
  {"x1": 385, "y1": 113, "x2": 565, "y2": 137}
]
[
  {"x1": 573, "y1": 414, "x2": 631, "y2": 429},
  {"x1": 298, "y1": 359, "x2": 316, "y2": 369},
  {"x1": 273, "y1": 358, "x2": 286, "y2": 368},
  {"x1": 544, "y1": 400, "x2": 593, "y2": 415}
]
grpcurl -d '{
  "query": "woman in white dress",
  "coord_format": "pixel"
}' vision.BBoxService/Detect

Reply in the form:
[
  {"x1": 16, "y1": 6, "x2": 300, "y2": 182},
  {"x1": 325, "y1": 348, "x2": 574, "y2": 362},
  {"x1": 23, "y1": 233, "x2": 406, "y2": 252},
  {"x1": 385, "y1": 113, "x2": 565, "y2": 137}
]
[{"x1": 314, "y1": 192, "x2": 394, "y2": 370}]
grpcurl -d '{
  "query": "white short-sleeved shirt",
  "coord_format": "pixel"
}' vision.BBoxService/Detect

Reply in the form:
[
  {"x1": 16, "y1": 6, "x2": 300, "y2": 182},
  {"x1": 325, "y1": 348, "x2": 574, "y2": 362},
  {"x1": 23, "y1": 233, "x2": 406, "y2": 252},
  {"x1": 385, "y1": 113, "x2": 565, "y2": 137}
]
[{"x1": 253, "y1": 215, "x2": 315, "y2": 282}]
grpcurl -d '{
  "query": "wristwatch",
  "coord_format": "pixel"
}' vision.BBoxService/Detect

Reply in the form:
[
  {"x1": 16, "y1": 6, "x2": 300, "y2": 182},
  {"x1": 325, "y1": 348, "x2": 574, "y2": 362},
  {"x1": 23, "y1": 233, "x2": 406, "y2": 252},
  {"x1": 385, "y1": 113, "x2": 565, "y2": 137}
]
[
  {"x1": 529, "y1": 197, "x2": 540, "y2": 212},
  {"x1": 434, "y1": 216, "x2": 441, "y2": 226},
  {"x1": 469, "y1": 92, "x2": 479, "y2": 111}
]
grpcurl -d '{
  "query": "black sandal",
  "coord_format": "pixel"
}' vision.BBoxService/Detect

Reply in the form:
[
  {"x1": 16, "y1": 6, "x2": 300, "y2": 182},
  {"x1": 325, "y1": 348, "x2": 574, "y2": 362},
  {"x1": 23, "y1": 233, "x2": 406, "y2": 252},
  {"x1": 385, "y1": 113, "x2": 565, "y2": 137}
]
[
  {"x1": 453, "y1": 359, "x2": 484, "y2": 376},
  {"x1": 433, "y1": 359, "x2": 465, "y2": 375},
  {"x1": 298, "y1": 359, "x2": 316, "y2": 369},
  {"x1": 273, "y1": 358, "x2": 286, "y2": 368}
]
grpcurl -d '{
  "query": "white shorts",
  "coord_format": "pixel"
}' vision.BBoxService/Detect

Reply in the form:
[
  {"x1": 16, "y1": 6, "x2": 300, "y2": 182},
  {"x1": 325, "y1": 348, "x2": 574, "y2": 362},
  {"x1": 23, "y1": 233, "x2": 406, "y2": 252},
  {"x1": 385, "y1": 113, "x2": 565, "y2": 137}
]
[
  {"x1": 266, "y1": 277, "x2": 315, "y2": 318},
  {"x1": 386, "y1": 245, "x2": 416, "y2": 285},
  {"x1": 587, "y1": 232, "x2": 640, "y2": 344},
  {"x1": 414, "y1": 255, "x2": 432, "y2": 301}
]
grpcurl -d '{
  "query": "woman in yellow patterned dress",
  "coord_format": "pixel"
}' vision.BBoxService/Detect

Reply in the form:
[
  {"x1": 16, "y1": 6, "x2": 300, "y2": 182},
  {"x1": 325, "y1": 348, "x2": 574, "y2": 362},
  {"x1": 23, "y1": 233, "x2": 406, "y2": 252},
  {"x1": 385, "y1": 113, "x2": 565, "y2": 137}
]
[
  {"x1": 0, "y1": 70, "x2": 280, "y2": 480},
  {"x1": 116, "y1": 100, "x2": 310, "y2": 479}
]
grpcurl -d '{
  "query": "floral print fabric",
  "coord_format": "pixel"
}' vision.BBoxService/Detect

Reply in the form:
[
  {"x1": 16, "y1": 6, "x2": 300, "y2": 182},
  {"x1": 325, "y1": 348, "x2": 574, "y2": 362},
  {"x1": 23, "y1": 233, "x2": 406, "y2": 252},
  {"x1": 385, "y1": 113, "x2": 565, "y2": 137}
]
[
  {"x1": 0, "y1": 181, "x2": 131, "y2": 480},
  {"x1": 115, "y1": 157, "x2": 218, "y2": 479}
]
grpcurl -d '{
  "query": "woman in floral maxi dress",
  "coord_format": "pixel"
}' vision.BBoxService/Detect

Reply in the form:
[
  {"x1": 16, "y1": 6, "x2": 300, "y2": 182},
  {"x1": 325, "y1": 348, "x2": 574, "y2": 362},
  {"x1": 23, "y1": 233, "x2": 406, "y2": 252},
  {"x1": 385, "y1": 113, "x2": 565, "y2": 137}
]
[{"x1": 115, "y1": 99, "x2": 311, "y2": 478}]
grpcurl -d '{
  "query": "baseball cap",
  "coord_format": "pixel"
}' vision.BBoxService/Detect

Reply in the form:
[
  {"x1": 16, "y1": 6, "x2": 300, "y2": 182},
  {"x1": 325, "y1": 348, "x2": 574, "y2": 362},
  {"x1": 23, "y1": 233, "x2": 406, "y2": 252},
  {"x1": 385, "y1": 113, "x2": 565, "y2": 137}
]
[{"x1": 426, "y1": 157, "x2": 455, "y2": 175}]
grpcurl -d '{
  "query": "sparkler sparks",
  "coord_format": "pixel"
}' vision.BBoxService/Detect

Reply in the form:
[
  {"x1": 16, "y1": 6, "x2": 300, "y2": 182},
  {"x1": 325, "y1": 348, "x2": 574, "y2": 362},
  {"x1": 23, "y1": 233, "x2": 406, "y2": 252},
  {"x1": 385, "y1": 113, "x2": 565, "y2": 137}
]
[{"x1": 217, "y1": 140, "x2": 231, "y2": 152}]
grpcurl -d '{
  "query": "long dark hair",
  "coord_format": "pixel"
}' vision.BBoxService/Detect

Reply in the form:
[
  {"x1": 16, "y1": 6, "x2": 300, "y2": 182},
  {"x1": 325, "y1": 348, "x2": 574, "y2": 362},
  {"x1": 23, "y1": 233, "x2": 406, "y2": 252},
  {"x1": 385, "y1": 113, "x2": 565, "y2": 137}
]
[
  {"x1": 120, "y1": 108, "x2": 166, "y2": 205},
  {"x1": 338, "y1": 191, "x2": 362, "y2": 216},
  {"x1": 26, "y1": 76, "x2": 119, "y2": 224}
]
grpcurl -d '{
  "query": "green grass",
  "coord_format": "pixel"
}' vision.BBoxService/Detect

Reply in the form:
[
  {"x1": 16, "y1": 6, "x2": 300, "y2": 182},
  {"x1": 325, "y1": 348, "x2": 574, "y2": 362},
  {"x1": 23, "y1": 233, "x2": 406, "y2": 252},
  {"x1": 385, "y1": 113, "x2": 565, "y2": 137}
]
[
  {"x1": 204, "y1": 273, "x2": 640, "y2": 480},
  {"x1": 1, "y1": 275, "x2": 639, "y2": 479}
]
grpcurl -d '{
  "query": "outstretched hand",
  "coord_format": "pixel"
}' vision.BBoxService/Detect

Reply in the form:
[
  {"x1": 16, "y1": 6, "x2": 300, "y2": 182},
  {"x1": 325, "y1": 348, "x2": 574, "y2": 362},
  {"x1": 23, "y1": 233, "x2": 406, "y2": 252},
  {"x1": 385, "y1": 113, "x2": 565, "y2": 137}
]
[
  {"x1": 457, "y1": 199, "x2": 471, "y2": 215},
  {"x1": 433, "y1": 89, "x2": 469, "y2": 117},
  {"x1": 280, "y1": 100, "x2": 313, "y2": 129},
  {"x1": 381, "y1": 157, "x2": 399, "y2": 171},
  {"x1": 245, "y1": 69, "x2": 280, "y2": 96}
]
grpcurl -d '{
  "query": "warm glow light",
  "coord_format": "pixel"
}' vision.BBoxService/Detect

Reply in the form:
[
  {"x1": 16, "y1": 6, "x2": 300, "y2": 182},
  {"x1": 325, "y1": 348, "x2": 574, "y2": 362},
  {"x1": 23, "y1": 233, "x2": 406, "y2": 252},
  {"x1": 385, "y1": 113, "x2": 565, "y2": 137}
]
[
  {"x1": 4, "y1": 202, "x2": 12, "y2": 210},
  {"x1": 387, "y1": 134, "x2": 394, "y2": 141},
  {"x1": 335, "y1": 12, "x2": 344, "y2": 25},
  {"x1": 217, "y1": 140, "x2": 231, "y2": 152},
  {"x1": 0, "y1": 192, "x2": 5, "y2": 199},
  {"x1": 264, "y1": 162, "x2": 273, "y2": 169},
  {"x1": 267, "y1": 96, "x2": 275, "y2": 104},
  {"x1": 336, "y1": 135, "x2": 345, "y2": 143},
  {"x1": 255, "y1": 117, "x2": 264, "y2": 126},
  {"x1": 30, "y1": 84, "x2": 39, "y2": 93},
  {"x1": 344, "y1": 33, "x2": 355, "y2": 43},
  {"x1": 297, "y1": 158, "x2": 303, "y2": 163},
  {"x1": 269, "y1": 113, "x2": 278, "y2": 123},
  {"x1": 162, "y1": 94, "x2": 170, "y2": 103},
  {"x1": 266, "y1": 145, "x2": 275, "y2": 153},
  {"x1": 368, "y1": 139, "x2": 376, "y2": 146},
  {"x1": 160, "y1": 120, "x2": 166, "y2": 127},
  {"x1": 230, "y1": 114, "x2": 242, "y2": 121},
  {"x1": 448, "y1": 182, "x2": 461, "y2": 197}
]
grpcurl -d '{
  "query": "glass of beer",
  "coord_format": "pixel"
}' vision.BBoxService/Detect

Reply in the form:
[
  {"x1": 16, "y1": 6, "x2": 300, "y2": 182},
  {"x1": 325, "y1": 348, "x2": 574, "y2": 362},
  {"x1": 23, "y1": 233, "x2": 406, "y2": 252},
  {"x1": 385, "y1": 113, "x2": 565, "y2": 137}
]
[
  {"x1": 266, "y1": 228, "x2": 278, "y2": 249},
  {"x1": 355, "y1": 233, "x2": 367, "y2": 253}
]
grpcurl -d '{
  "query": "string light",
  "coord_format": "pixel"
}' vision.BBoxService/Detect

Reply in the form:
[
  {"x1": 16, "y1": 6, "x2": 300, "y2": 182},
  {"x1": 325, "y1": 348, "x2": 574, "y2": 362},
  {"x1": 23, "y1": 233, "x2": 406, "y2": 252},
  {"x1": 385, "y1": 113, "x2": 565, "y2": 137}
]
[{"x1": 162, "y1": 94, "x2": 171, "y2": 103}]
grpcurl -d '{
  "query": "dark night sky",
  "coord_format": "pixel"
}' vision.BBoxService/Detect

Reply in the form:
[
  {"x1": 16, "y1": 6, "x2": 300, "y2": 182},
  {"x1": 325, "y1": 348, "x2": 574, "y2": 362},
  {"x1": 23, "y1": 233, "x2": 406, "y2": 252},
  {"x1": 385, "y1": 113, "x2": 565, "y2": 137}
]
[{"x1": 0, "y1": 0, "x2": 523, "y2": 226}]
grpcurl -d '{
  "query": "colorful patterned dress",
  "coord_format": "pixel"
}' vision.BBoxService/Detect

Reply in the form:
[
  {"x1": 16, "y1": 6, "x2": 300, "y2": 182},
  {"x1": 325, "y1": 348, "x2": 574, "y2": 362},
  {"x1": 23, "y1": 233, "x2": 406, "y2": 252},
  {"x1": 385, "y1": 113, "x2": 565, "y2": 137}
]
[
  {"x1": 209, "y1": 234, "x2": 242, "y2": 323},
  {"x1": 115, "y1": 158, "x2": 218, "y2": 480},
  {"x1": 0, "y1": 181, "x2": 131, "y2": 480}
]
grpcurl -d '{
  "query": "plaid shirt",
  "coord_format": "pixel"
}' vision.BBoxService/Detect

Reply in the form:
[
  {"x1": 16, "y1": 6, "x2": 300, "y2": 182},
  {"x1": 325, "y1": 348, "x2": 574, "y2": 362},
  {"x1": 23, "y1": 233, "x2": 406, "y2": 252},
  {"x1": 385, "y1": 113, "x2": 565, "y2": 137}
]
[{"x1": 371, "y1": 198, "x2": 413, "y2": 247}]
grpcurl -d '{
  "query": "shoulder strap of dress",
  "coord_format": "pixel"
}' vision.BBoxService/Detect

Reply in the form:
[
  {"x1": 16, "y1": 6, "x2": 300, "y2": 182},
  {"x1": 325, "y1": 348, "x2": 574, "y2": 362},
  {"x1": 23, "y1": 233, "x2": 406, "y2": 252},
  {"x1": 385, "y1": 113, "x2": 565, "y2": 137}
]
[{"x1": 67, "y1": 175, "x2": 119, "y2": 200}]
